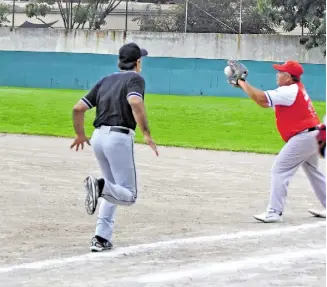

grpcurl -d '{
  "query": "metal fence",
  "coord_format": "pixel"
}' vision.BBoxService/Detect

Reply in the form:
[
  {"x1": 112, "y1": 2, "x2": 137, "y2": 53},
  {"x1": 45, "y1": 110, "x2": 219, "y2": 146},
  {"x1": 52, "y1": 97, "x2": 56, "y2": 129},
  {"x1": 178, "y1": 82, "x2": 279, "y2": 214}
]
[{"x1": 1, "y1": 0, "x2": 308, "y2": 35}]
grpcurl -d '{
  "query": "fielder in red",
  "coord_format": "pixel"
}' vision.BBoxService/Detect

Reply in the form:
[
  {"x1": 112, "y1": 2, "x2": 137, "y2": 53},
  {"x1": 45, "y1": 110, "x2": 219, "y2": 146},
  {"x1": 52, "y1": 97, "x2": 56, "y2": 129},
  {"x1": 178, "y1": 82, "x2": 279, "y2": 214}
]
[
  {"x1": 317, "y1": 115, "x2": 326, "y2": 158},
  {"x1": 228, "y1": 60, "x2": 326, "y2": 222}
]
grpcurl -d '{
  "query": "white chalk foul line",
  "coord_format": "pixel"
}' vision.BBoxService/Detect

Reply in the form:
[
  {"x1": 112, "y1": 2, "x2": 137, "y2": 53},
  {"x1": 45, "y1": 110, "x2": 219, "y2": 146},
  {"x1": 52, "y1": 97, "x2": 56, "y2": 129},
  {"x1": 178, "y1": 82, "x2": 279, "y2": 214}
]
[
  {"x1": 134, "y1": 247, "x2": 326, "y2": 283},
  {"x1": 0, "y1": 221, "x2": 325, "y2": 274}
]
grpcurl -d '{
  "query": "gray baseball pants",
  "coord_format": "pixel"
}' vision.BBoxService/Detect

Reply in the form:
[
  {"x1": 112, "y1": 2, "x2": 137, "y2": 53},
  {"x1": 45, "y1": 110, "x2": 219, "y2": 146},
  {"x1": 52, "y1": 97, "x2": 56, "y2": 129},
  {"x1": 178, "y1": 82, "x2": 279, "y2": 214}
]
[
  {"x1": 268, "y1": 129, "x2": 326, "y2": 213},
  {"x1": 90, "y1": 125, "x2": 137, "y2": 242}
]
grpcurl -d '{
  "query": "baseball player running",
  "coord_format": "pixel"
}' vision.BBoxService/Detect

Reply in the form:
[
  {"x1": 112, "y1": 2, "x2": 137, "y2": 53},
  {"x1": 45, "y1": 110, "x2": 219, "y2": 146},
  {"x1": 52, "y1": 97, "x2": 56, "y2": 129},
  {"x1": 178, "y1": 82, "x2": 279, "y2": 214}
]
[
  {"x1": 226, "y1": 60, "x2": 326, "y2": 222},
  {"x1": 71, "y1": 43, "x2": 158, "y2": 251}
]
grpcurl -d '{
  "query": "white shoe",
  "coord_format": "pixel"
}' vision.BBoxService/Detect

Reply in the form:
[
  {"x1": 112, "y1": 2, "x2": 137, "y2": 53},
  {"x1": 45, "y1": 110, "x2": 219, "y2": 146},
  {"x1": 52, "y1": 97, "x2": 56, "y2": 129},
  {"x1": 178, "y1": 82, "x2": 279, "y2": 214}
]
[
  {"x1": 253, "y1": 210, "x2": 283, "y2": 223},
  {"x1": 308, "y1": 209, "x2": 326, "y2": 218}
]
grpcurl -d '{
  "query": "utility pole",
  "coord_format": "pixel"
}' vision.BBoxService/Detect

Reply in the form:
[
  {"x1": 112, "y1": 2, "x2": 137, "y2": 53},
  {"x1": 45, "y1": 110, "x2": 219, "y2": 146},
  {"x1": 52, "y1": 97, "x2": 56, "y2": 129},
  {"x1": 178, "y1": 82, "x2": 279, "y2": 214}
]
[
  {"x1": 11, "y1": 0, "x2": 16, "y2": 30},
  {"x1": 239, "y1": 0, "x2": 242, "y2": 34},
  {"x1": 125, "y1": 0, "x2": 129, "y2": 33},
  {"x1": 184, "y1": 0, "x2": 188, "y2": 33}
]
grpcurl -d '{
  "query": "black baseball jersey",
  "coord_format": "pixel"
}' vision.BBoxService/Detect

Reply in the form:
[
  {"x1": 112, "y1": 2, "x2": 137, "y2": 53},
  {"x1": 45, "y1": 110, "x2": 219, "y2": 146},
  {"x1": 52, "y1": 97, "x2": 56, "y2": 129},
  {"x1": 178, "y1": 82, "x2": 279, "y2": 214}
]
[{"x1": 81, "y1": 71, "x2": 145, "y2": 130}]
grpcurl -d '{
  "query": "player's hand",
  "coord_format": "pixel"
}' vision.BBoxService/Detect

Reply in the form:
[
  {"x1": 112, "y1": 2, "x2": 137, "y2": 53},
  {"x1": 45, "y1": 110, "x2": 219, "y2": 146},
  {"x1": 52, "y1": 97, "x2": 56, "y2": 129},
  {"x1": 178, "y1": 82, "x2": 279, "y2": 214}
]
[
  {"x1": 70, "y1": 134, "x2": 91, "y2": 151},
  {"x1": 226, "y1": 59, "x2": 249, "y2": 87},
  {"x1": 144, "y1": 134, "x2": 159, "y2": 156}
]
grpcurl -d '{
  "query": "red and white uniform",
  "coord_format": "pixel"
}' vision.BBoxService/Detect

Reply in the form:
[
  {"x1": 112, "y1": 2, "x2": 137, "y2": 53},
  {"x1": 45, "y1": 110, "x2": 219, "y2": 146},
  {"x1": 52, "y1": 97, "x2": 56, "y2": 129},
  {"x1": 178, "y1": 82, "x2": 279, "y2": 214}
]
[
  {"x1": 264, "y1": 82, "x2": 320, "y2": 142},
  {"x1": 260, "y1": 82, "x2": 325, "y2": 215},
  {"x1": 253, "y1": 60, "x2": 325, "y2": 223}
]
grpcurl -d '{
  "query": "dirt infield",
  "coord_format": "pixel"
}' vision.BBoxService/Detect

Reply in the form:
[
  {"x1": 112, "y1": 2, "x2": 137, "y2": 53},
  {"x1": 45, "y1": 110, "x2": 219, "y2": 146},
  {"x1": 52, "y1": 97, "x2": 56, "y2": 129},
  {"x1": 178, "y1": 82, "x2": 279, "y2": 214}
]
[{"x1": 0, "y1": 134, "x2": 325, "y2": 287}]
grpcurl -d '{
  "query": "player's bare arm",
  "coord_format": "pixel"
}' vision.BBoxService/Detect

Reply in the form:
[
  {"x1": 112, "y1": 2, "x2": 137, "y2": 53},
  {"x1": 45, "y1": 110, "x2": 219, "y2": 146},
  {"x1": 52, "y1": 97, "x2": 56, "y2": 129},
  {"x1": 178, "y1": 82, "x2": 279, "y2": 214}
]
[
  {"x1": 72, "y1": 101, "x2": 88, "y2": 136},
  {"x1": 238, "y1": 81, "x2": 269, "y2": 108},
  {"x1": 70, "y1": 101, "x2": 90, "y2": 151},
  {"x1": 128, "y1": 95, "x2": 158, "y2": 156},
  {"x1": 127, "y1": 95, "x2": 150, "y2": 135}
]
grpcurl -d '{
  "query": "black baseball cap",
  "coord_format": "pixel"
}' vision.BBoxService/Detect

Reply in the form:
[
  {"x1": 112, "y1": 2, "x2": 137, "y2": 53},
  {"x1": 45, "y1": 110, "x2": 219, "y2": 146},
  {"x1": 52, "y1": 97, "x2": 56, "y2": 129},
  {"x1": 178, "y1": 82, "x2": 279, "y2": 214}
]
[{"x1": 118, "y1": 43, "x2": 148, "y2": 64}]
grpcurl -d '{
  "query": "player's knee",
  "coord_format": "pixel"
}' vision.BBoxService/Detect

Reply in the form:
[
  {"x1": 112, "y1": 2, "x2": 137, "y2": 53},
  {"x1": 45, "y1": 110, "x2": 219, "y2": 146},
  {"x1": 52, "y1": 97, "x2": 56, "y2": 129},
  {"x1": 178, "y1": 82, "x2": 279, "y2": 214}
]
[
  {"x1": 125, "y1": 187, "x2": 137, "y2": 205},
  {"x1": 271, "y1": 161, "x2": 281, "y2": 175},
  {"x1": 272, "y1": 158, "x2": 290, "y2": 175},
  {"x1": 127, "y1": 185, "x2": 137, "y2": 197},
  {"x1": 126, "y1": 196, "x2": 137, "y2": 206},
  {"x1": 271, "y1": 164, "x2": 285, "y2": 181}
]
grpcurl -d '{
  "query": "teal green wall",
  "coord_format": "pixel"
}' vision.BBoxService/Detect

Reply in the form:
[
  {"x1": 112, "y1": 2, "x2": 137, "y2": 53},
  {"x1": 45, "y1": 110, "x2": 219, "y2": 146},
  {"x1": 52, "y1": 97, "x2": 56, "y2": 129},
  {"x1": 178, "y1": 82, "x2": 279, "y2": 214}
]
[{"x1": 0, "y1": 51, "x2": 325, "y2": 100}]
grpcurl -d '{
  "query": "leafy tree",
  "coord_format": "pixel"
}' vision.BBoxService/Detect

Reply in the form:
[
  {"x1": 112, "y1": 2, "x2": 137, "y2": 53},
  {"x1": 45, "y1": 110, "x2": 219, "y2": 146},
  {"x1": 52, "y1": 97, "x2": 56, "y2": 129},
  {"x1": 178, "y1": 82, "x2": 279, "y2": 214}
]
[
  {"x1": 132, "y1": 0, "x2": 176, "y2": 3},
  {"x1": 258, "y1": 0, "x2": 326, "y2": 56},
  {"x1": 174, "y1": 0, "x2": 239, "y2": 34},
  {"x1": 89, "y1": 0, "x2": 123, "y2": 30},
  {"x1": 133, "y1": 3, "x2": 180, "y2": 32},
  {"x1": 25, "y1": 1, "x2": 52, "y2": 25},
  {"x1": 240, "y1": 1, "x2": 277, "y2": 34},
  {"x1": 300, "y1": 13, "x2": 326, "y2": 56},
  {"x1": 0, "y1": 3, "x2": 11, "y2": 27},
  {"x1": 25, "y1": 0, "x2": 122, "y2": 30}
]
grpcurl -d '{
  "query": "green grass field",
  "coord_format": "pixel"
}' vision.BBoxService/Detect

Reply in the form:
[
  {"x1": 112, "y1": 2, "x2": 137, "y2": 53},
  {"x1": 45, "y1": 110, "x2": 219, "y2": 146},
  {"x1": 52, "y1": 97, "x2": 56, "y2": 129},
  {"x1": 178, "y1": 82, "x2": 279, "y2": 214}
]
[{"x1": 0, "y1": 87, "x2": 325, "y2": 154}]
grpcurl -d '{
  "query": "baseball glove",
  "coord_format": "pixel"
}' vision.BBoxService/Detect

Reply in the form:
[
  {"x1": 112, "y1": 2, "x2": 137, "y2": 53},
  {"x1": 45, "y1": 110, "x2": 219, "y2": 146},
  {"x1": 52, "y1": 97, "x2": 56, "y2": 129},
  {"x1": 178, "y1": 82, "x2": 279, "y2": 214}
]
[
  {"x1": 226, "y1": 60, "x2": 249, "y2": 87},
  {"x1": 317, "y1": 124, "x2": 326, "y2": 158}
]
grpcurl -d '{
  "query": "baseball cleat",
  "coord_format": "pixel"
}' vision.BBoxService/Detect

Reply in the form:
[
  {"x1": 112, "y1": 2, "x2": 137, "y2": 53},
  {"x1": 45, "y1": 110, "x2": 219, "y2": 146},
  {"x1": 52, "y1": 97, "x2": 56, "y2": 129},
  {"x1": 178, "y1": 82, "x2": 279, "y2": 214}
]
[
  {"x1": 90, "y1": 237, "x2": 113, "y2": 252},
  {"x1": 308, "y1": 209, "x2": 326, "y2": 218},
  {"x1": 253, "y1": 210, "x2": 283, "y2": 223},
  {"x1": 84, "y1": 175, "x2": 100, "y2": 215}
]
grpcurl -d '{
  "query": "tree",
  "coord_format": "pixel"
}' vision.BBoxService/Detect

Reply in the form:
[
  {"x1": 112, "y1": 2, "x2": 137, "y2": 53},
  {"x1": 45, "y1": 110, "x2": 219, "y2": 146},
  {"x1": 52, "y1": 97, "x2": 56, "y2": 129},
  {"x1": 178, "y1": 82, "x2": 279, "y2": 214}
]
[
  {"x1": 258, "y1": 0, "x2": 326, "y2": 56},
  {"x1": 0, "y1": 3, "x2": 11, "y2": 27},
  {"x1": 25, "y1": 0, "x2": 123, "y2": 30},
  {"x1": 132, "y1": 0, "x2": 176, "y2": 3},
  {"x1": 300, "y1": 13, "x2": 326, "y2": 56},
  {"x1": 239, "y1": 0, "x2": 277, "y2": 34},
  {"x1": 88, "y1": 0, "x2": 123, "y2": 30},
  {"x1": 132, "y1": 3, "x2": 180, "y2": 32},
  {"x1": 134, "y1": 0, "x2": 276, "y2": 34},
  {"x1": 25, "y1": 1, "x2": 52, "y2": 25},
  {"x1": 174, "y1": 0, "x2": 239, "y2": 33}
]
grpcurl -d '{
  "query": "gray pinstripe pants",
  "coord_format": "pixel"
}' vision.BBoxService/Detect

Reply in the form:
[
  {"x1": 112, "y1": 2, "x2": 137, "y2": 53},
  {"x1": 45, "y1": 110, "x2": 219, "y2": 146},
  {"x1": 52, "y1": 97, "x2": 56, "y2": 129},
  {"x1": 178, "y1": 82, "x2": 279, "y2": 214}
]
[{"x1": 90, "y1": 126, "x2": 138, "y2": 242}]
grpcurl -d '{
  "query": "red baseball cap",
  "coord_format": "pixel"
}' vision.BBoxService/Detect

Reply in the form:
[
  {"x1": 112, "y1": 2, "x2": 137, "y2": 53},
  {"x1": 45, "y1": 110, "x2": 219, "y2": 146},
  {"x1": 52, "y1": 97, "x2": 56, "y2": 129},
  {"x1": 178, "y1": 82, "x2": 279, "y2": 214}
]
[{"x1": 273, "y1": 60, "x2": 304, "y2": 79}]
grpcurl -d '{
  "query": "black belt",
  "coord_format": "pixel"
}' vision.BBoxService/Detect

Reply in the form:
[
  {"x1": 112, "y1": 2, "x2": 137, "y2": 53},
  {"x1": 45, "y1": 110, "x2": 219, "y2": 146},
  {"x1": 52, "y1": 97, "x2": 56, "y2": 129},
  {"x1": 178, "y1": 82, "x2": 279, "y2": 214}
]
[
  {"x1": 96, "y1": 126, "x2": 130, "y2": 134},
  {"x1": 308, "y1": 126, "x2": 319, "y2": 132},
  {"x1": 110, "y1": 127, "x2": 130, "y2": 134}
]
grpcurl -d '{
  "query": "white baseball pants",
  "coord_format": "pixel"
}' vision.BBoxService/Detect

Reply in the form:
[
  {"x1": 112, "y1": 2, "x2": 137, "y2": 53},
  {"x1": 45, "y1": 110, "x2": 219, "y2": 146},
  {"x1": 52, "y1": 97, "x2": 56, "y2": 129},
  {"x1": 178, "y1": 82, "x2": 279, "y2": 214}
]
[
  {"x1": 268, "y1": 129, "x2": 326, "y2": 213},
  {"x1": 90, "y1": 126, "x2": 138, "y2": 242}
]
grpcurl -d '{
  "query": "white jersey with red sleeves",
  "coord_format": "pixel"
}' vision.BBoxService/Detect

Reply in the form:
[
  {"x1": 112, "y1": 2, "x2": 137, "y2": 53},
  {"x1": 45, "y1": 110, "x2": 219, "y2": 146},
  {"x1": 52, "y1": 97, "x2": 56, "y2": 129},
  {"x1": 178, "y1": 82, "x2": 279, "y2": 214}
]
[{"x1": 264, "y1": 82, "x2": 320, "y2": 142}]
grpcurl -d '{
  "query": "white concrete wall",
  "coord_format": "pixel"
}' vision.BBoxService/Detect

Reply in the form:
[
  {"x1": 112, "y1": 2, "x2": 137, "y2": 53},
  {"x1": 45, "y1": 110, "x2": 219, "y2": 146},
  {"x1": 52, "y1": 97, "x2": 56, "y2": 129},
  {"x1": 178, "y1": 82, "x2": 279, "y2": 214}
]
[{"x1": 0, "y1": 28, "x2": 324, "y2": 64}]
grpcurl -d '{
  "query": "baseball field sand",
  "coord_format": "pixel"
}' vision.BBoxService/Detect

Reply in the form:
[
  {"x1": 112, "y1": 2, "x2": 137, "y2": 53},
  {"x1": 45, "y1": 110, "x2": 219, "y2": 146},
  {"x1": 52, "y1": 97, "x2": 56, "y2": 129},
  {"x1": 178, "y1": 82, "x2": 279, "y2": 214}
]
[{"x1": 0, "y1": 134, "x2": 325, "y2": 287}]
